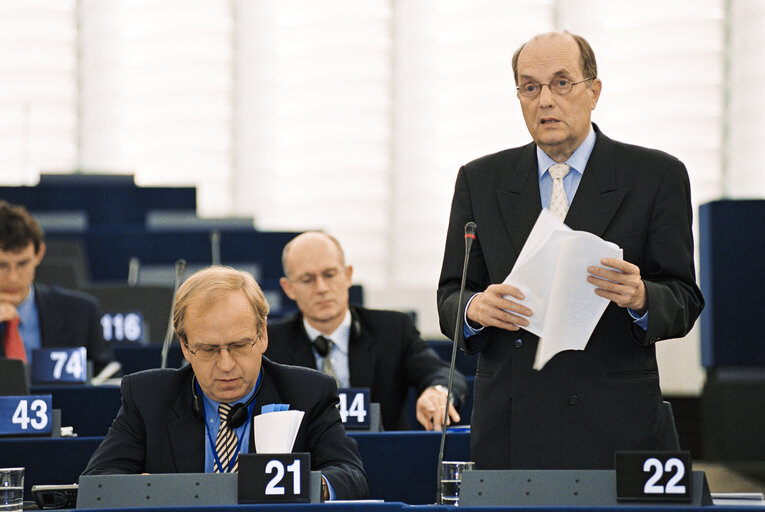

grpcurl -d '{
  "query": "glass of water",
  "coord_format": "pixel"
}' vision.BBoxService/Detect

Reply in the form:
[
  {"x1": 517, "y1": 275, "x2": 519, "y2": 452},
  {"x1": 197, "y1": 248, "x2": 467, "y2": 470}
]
[
  {"x1": 440, "y1": 461, "x2": 474, "y2": 505},
  {"x1": 0, "y1": 467, "x2": 24, "y2": 512}
]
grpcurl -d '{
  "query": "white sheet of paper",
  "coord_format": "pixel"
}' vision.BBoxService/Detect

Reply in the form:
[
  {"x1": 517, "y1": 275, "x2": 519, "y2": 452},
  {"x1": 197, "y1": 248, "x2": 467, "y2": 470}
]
[
  {"x1": 503, "y1": 209, "x2": 622, "y2": 369},
  {"x1": 253, "y1": 410, "x2": 304, "y2": 453}
]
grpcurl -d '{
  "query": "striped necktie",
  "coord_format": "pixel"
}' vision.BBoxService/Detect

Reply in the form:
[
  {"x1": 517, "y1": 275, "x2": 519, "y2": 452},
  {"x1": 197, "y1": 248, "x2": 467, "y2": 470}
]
[
  {"x1": 3, "y1": 317, "x2": 27, "y2": 363},
  {"x1": 315, "y1": 335, "x2": 340, "y2": 388},
  {"x1": 214, "y1": 403, "x2": 239, "y2": 473}
]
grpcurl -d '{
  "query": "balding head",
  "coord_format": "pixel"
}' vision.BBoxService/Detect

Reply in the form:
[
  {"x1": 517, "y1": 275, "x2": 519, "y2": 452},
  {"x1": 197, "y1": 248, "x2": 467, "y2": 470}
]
[
  {"x1": 282, "y1": 231, "x2": 346, "y2": 279},
  {"x1": 279, "y1": 231, "x2": 353, "y2": 335}
]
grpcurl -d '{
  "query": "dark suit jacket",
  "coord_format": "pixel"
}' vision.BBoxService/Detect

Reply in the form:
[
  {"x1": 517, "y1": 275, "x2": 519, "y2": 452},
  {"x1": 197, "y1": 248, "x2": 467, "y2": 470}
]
[
  {"x1": 81, "y1": 357, "x2": 369, "y2": 500},
  {"x1": 265, "y1": 305, "x2": 468, "y2": 431},
  {"x1": 437, "y1": 125, "x2": 704, "y2": 470},
  {"x1": 0, "y1": 283, "x2": 113, "y2": 374}
]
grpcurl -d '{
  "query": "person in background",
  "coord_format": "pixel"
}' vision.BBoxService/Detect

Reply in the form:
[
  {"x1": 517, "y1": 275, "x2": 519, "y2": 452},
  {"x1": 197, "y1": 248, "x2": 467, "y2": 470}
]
[
  {"x1": 0, "y1": 200, "x2": 113, "y2": 374},
  {"x1": 438, "y1": 31, "x2": 703, "y2": 469},
  {"x1": 267, "y1": 231, "x2": 468, "y2": 431},
  {"x1": 82, "y1": 265, "x2": 369, "y2": 501}
]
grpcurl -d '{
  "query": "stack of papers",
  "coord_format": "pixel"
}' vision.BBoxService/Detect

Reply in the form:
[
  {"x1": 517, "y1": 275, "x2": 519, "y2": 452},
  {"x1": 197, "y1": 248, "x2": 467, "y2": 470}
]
[
  {"x1": 253, "y1": 410, "x2": 304, "y2": 453},
  {"x1": 504, "y1": 209, "x2": 622, "y2": 370}
]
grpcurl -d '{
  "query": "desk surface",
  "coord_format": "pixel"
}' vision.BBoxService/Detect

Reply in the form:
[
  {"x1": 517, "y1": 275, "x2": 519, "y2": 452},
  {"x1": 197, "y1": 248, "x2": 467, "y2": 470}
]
[{"x1": 1, "y1": 431, "x2": 470, "y2": 505}]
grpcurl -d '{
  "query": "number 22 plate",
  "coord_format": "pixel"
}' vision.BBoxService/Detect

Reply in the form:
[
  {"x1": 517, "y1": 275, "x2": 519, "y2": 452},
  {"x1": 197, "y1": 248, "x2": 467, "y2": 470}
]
[{"x1": 615, "y1": 451, "x2": 692, "y2": 502}]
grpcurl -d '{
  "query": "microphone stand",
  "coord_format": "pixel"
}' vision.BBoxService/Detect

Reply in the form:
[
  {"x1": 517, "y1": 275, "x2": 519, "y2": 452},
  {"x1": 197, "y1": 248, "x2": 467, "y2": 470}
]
[
  {"x1": 436, "y1": 222, "x2": 477, "y2": 504},
  {"x1": 161, "y1": 259, "x2": 186, "y2": 369}
]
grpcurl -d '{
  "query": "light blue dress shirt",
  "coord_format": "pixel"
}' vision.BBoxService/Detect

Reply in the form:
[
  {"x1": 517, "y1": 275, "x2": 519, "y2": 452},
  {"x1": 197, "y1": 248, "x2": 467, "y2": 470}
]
[
  {"x1": 17, "y1": 284, "x2": 42, "y2": 361},
  {"x1": 303, "y1": 310, "x2": 351, "y2": 389}
]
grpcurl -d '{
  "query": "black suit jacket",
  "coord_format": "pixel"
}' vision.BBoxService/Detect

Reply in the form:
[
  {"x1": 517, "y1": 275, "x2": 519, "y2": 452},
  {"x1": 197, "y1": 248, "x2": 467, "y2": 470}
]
[
  {"x1": 0, "y1": 283, "x2": 113, "y2": 374},
  {"x1": 81, "y1": 357, "x2": 369, "y2": 500},
  {"x1": 437, "y1": 125, "x2": 704, "y2": 470},
  {"x1": 265, "y1": 305, "x2": 468, "y2": 431}
]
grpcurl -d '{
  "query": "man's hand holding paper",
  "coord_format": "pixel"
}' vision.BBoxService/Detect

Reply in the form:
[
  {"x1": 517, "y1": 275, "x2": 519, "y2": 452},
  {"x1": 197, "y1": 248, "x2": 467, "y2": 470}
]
[{"x1": 502, "y1": 209, "x2": 623, "y2": 369}]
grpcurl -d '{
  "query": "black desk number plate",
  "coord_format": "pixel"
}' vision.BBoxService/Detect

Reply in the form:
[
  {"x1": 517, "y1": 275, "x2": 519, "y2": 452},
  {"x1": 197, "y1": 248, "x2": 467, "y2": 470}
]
[
  {"x1": 238, "y1": 453, "x2": 310, "y2": 503},
  {"x1": 616, "y1": 451, "x2": 692, "y2": 502}
]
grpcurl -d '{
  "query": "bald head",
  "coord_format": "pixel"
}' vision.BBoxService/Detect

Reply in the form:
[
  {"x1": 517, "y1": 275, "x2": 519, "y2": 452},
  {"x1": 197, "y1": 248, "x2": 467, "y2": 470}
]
[
  {"x1": 511, "y1": 30, "x2": 598, "y2": 86},
  {"x1": 282, "y1": 231, "x2": 346, "y2": 279},
  {"x1": 279, "y1": 231, "x2": 353, "y2": 334}
]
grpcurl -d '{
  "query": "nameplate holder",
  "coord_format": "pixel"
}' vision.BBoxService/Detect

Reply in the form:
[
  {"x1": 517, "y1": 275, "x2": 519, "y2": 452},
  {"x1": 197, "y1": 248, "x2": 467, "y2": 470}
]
[
  {"x1": 77, "y1": 473, "x2": 237, "y2": 509},
  {"x1": 238, "y1": 453, "x2": 319, "y2": 503},
  {"x1": 31, "y1": 347, "x2": 88, "y2": 384},
  {"x1": 0, "y1": 394, "x2": 55, "y2": 436},
  {"x1": 337, "y1": 388, "x2": 370, "y2": 429},
  {"x1": 100, "y1": 311, "x2": 145, "y2": 344},
  {"x1": 460, "y1": 468, "x2": 712, "y2": 507},
  {"x1": 615, "y1": 451, "x2": 710, "y2": 504}
]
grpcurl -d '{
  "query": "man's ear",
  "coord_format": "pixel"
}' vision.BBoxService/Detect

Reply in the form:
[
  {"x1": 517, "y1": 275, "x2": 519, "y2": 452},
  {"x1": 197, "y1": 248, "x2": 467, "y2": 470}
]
[
  {"x1": 34, "y1": 242, "x2": 46, "y2": 265},
  {"x1": 260, "y1": 322, "x2": 268, "y2": 352},
  {"x1": 589, "y1": 78, "x2": 602, "y2": 109},
  {"x1": 344, "y1": 264, "x2": 354, "y2": 284},
  {"x1": 179, "y1": 337, "x2": 192, "y2": 363},
  {"x1": 280, "y1": 276, "x2": 296, "y2": 300}
]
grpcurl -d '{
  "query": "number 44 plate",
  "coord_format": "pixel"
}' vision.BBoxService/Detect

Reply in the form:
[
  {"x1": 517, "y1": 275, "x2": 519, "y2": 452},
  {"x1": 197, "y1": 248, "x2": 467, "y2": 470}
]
[{"x1": 615, "y1": 451, "x2": 692, "y2": 502}]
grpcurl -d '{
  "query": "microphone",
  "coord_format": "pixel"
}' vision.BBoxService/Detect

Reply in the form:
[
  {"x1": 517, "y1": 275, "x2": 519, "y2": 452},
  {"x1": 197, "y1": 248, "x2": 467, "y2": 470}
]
[
  {"x1": 436, "y1": 221, "x2": 477, "y2": 504},
  {"x1": 161, "y1": 259, "x2": 187, "y2": 369},
  {"x1": 210, "y1": 230, "x2": 221, "y2": 266},
  {"x1": 127, "y1": 257, "x2": 140, "y2": 287}
]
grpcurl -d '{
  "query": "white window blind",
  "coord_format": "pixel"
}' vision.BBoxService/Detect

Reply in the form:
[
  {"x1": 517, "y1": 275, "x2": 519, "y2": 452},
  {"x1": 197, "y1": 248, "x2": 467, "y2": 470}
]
[
  {"x1": 391, "y1": 0, "x2": 554, "y2": 289},
  {"x1": 234, "y1": 0, "x2": 392, "y2": 286},
  {"x1": 77, "y1": 0, "x2": 233, "y2": 215},
  {"x1": 0, "y1": 0, "x2": 77, "y2": 183},
  {"x1": 726, "y1": 0, "x2": 765, "y2": 198}
]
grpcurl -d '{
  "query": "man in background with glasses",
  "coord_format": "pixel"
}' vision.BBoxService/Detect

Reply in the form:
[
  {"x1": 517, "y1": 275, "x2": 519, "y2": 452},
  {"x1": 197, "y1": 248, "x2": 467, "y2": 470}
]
[
  {"x1": 267, "y1": 231, "x2": 468, "y2": 431},
  {"x1": 82, "y1": 266, "x2": 369, "y2": 501},
  {"x1": 438, "y1": 31, "x2": 703, "y2": 470}
]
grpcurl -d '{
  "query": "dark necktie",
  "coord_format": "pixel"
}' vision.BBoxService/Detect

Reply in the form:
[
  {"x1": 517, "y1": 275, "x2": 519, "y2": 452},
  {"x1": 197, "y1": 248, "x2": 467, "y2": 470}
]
[
  {"x1": 3, "y1": 317, "x2": 27, "y2": 363},
  {"x1": 214, "y1": 403, "x2": 239, "y2": 473}
]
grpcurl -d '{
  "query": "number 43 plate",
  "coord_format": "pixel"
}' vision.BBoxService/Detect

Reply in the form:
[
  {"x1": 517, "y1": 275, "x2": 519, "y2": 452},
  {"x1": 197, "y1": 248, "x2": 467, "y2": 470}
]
[{"x1": 616, "y1": 451, "x2": 692, "y2": 502}]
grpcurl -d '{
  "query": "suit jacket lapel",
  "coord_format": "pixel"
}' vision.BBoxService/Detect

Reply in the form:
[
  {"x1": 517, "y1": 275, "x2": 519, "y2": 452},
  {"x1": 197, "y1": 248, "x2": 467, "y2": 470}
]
[
  {"x1": 289, "y1": 317, "x2": 319, "y2": 370},
  {"x1": 497, "y1": 143, "x2": 543, "y2": 258},
  {"x1": 565, "y1": 131, "x2": 626, "y2": 237},
  {"x1": 168, "y1": 371, "x2": 205, "y2": 472},
  {"x1": 34, "y1": 284, "x2": 64, "y2": 347},
  {"x1": 348, "y1": 308, "x2": 376, "y2": 389}
]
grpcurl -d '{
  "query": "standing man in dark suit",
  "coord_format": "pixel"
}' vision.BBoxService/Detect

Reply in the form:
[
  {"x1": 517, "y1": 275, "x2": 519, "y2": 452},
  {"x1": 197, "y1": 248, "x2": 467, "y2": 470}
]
[
  {"x1": 0, "y1": 200, "x2": 113, "y2": 373},
  {"x1": 82, "y1": 266, "x2": 368, "y2": 501},
  {"x1": 438, "y1": 31, "x2": 703, "y2": 470},
  {"x1": 267, "y1": 231, "x2": 467, "y2": 431}
]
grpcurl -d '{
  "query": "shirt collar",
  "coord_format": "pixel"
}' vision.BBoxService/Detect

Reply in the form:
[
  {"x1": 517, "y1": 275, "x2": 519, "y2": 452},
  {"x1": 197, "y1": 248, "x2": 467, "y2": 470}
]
[
  {"x1": 537, "y1": 125, "x2": 597, "y2": 179},
  {"x1": 302, "y1": 309, "x2": 351, "y2": 354}
]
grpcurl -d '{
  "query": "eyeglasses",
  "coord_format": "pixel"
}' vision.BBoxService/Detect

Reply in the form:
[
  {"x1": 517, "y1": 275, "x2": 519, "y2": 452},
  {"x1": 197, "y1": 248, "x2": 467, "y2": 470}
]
[
  {"x1": 517, "y1": 77, "x2": 594, "y2": 99},
  {"x1": 292, "y1": 268, "x2": 343, "y2": 287},
  {"x1": 185, "y1": 339, "x2": 258, "y2": 361}
]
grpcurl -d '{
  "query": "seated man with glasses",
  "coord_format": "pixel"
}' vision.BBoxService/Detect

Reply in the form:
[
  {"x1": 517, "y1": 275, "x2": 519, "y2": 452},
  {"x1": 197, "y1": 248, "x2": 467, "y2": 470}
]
[
  {"x1": 267, "y1": 231, "x2": 468, "y2": 431},
  {"x1": 82, "y1": 266, "x2": 369, "y2": 501}
]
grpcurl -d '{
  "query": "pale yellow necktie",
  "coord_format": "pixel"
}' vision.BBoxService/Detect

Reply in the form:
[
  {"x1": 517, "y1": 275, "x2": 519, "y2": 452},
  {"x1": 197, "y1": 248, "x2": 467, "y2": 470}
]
[{"x1": 548, "y1": 163, "x2": 571, "y2": 221}]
